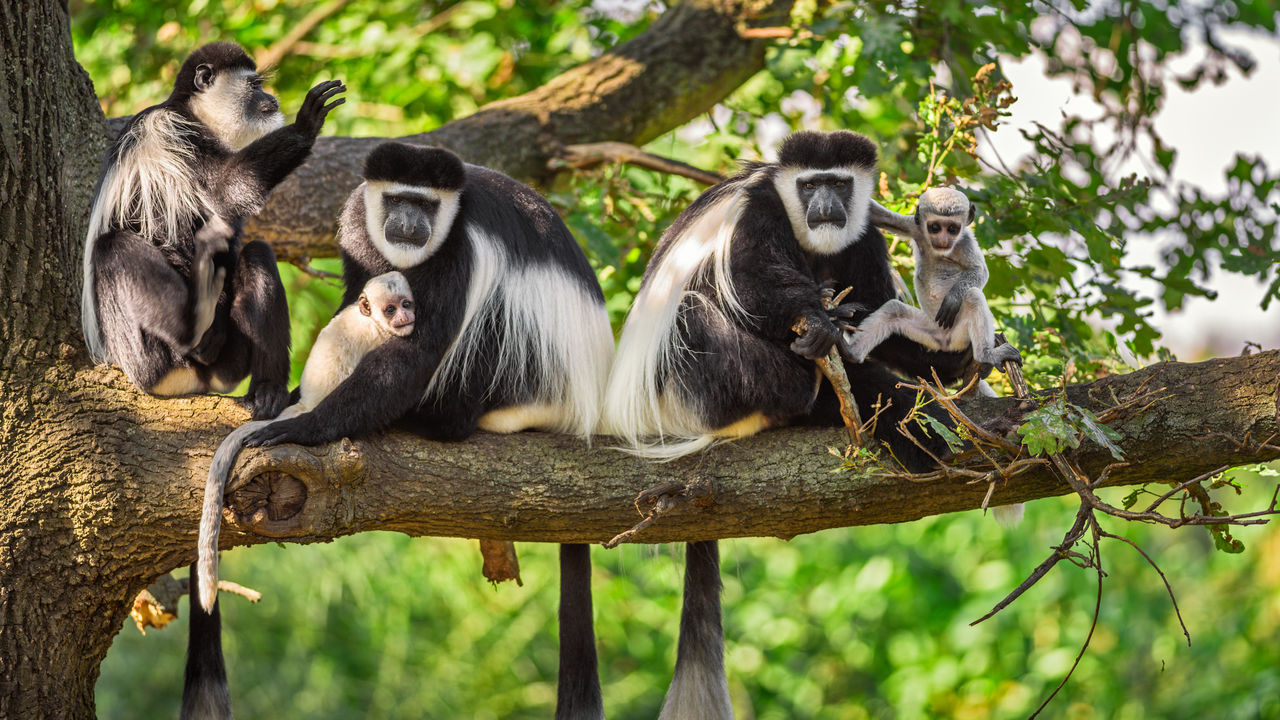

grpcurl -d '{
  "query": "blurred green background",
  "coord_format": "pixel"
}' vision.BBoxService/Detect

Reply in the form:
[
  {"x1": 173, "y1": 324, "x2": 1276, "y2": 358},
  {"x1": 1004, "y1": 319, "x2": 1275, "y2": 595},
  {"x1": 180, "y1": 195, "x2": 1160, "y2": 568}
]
[{"x1": 72, "y1": 1, "x2": 1280, "y2": 717}]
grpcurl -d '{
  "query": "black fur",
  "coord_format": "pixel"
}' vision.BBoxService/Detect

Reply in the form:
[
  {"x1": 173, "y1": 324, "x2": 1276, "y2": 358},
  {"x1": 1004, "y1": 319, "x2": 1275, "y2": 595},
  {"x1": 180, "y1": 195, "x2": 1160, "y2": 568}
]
[
  {"x1": 84, "y1": 42, "x2": 344, "y2": 421},
  {"x1": 557, "y1": 545, "x2": 605, "y2": 720},
  {"x1": 242, "y1": 155, "x2": 603, "y2": 446},
  {"x1": 777, "y1": 129, "x2": 878, "y2": 170},
  {"x1": 364, "y1": 141, "x2": 467, "y2": 190},
  {"x1": 182, "y1": 562, "x2": 232, "y2": 720}
]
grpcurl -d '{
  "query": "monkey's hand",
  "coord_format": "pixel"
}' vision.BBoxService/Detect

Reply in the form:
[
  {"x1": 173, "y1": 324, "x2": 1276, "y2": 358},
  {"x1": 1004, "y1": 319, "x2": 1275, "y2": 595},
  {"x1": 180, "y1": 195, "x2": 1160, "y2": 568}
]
[
  {"x1": 981, "y1": 342, "x2": 1023, "y2": 368},
  {"x1": 818, "y1": 281, "x2": 869, "y2": 331},
  {"x1": 242, "y1": 415, "x2": 314, "y2": 448},
  {"x1": 934, "y1": 286, "x2": 966, "y2": 329},
  {"x1": 241, "y1": 379, "x2": 290, "y2": 421},
  {"x1": 294, "y1": 80, "x2": 347, "y2": 139},
  {"x1": 790, "y1": 310, "x2": 841, "y2": 360}
]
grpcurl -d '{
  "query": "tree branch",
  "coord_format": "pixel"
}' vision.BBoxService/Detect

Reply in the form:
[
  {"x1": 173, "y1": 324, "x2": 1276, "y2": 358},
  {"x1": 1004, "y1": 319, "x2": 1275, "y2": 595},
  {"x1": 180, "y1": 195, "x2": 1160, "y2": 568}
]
[
  {"x1": 202, "y1": 0, "x2": 793, "y2": 263},
  {"x1": 134, "y1": 351, "x2": 1276, "y2": 553}
]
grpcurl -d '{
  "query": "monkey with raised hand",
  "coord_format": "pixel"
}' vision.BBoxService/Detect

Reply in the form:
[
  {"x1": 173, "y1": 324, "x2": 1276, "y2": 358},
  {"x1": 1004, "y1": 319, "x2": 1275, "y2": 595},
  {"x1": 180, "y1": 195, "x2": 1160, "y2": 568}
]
[
  {"x1": 81, "y1": 42, "x2": 345, "y2": 421},
  {"x1": 850, "y1": 187, "x2": 1022, "y2": 371}
]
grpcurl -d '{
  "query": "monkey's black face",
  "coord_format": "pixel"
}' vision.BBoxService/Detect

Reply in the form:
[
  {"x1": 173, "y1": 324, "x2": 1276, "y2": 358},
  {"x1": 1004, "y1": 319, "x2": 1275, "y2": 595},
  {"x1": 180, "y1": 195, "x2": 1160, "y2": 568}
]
[
  {"x1": 244, "y1": 75, "x2": 280, "y2": 118},
  {"x1": 382, "y1": 193, "x2": 438, "y2": 247},
  {"x1": 921, "y1": 212, "x2": 966, "y2": 252},
  {"x1": 190, "y1": 66, "x2": 285, "y2": 150},
  {"x1": 796, "y1": 173, "x2": 854, "y2": 230}
]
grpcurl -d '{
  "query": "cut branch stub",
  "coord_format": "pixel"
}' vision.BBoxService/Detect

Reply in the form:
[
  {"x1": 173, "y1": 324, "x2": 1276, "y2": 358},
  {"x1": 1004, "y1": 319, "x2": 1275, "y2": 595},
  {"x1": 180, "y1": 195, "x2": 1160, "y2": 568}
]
[{"x1": 222, "y1": 438, "x2": 366, "y2": 540}]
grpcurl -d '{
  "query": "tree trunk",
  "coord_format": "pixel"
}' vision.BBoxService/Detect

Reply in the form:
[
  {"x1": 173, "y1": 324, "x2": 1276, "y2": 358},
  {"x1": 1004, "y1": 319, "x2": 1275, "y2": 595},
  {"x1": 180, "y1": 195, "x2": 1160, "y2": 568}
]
[{"x1": 0, "y1": 2, "x2": 117, "y2": 716}]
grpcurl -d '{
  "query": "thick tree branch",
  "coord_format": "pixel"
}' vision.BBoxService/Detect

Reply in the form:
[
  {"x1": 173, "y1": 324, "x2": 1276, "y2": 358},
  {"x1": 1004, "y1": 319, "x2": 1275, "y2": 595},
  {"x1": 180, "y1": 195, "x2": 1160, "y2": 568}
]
[
  {"x1": 200, "y1": 0, "x2": 793, "y2": 263},
  {"x1": 85, "y1": 351, "x2": 1274, "y2": 559}
]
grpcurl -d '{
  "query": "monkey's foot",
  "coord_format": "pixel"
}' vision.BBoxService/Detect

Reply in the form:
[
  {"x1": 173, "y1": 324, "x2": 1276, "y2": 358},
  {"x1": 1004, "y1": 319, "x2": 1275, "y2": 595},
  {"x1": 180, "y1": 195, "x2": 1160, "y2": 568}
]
[
  {"x1": 983, "y1": 343, "x2": 1023, "y2": 368},
  {"x1": 241, "y1": 380, "x2": 289, "y2": 421}
]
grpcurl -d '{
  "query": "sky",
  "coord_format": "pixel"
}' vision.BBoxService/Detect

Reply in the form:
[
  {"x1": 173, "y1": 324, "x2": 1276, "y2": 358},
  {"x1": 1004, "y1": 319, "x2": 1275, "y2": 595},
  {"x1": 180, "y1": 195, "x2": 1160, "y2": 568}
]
[{"x1": 983, "y1": 28, "x2": 1280, "y2": 359}]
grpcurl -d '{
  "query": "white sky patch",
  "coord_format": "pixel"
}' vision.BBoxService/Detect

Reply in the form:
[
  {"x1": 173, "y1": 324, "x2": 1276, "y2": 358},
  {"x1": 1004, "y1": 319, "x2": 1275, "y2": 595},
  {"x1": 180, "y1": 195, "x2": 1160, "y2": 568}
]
[{"x1": 982, "y1": 29, "x2": 1280, "y2": 359}]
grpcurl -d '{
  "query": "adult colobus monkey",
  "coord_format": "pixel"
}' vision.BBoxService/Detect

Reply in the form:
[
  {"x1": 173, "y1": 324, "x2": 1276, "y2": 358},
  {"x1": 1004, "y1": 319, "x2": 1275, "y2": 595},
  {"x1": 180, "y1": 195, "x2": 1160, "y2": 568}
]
[
  {"x1": 849, "y1": 188, "x2": 1022, "y2": 369},
  {"x1": 235, "y1": 142, "x2": 614, "y2": 719},
  {"x1": 603, "y1": 131, "x2": 974, "y2": 717},
  {"x1": 239, "y1": 141, "x2": 613, "y2": 446},
  {"x1": 603, "y1": 129, "x2": 971, "y2": 462},
  {"x1": 81, "y1": 42, "x2": 345, "y2": 421}
]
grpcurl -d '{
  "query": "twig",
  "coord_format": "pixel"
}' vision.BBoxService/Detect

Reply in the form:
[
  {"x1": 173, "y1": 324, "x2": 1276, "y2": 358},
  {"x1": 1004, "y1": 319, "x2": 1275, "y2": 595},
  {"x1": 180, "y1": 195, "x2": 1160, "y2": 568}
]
[
  {"x1": 1098, "y1": 529, "x2": 1190, "y2": 645},
  {"x1": 603, "y1": 480, "x2": 707, "y2": 549},
  {"x1": 971, "y1": 503, "x2": 1091, "y2": 625},
  {"x1": 256, "y1": 0, "x2": 353, "y2": 70},
  {"x1": 214, "y1": 579, "x2": 263, "y2": 603},
  {"x1": 1143, "y1": 466, "x2": 1229, "y2": 514},
  {"x1": 1029, "y1": 519, "x2": 1104, "y2": 719},
  {"x1": 552, "y1": 142, "x2": 725, "y2": 186},
  {"x1": 290, "y1": 256, "x2": 342, "y2": 280},
  {"x1": 792, "y1": 287, "x2": 868, "y2": 449}
]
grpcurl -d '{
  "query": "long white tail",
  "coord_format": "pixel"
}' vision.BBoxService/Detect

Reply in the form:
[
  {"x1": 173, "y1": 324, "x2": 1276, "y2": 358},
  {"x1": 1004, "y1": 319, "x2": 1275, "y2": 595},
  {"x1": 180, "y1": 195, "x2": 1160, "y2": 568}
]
[{"x1": 197, "y1": 419, "x2": 268, "y2": 613}]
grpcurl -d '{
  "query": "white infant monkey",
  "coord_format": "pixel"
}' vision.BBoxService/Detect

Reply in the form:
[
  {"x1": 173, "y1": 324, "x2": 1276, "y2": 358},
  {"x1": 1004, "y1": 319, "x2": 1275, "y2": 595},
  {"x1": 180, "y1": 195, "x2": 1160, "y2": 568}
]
[{"x1": 196, "y1": 271, "x2": 416, "y2": 612}]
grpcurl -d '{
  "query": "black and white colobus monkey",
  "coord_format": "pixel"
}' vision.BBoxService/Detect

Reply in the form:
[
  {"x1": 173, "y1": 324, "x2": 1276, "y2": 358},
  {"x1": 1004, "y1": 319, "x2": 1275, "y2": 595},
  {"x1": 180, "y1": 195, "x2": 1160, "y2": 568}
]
[
  {"x1": 602, "y1": 129, "x2": 971, "y2": 463},
  {"x1": 849, "y1": 187, "x2": 1022, "y2": 370},
  {"x1": 233, "y1": 142, "x2": 614, "y2": 719},
  {"x1": 239, "y1": 141, "x2": 614, "y2": 446},
  {"x1": 602, "y1": 130, "x2": 974, "y2": 717},
  {"x1": 81, "y1": 42, "x2": 345, "y2": 420}
]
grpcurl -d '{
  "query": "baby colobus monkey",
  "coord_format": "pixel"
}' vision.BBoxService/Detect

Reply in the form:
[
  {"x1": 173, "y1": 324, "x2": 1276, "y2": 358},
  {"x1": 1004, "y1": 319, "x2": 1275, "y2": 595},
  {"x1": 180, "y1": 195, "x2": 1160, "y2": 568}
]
[
  {"x1": 81, "y1": 42, "x2": 345, "y2": 420},
  {"x1": 195, "y1": 271, "x2": 415, "y2": 614},
  {"x1": 182, "y1": 272, "x2": 414, "y2": 720},
  {"x1": 848, "y1": 187, "x2": 1021, "y2": 372}
]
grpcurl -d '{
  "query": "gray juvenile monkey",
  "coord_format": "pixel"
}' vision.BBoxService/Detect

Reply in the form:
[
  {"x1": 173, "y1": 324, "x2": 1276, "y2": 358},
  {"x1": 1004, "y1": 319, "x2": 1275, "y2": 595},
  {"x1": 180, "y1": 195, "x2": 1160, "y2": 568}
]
[
  {"x1": 196, "y1": 271, "x2": 416, "y2": 614},
  {"x1": 849, "y1": 188, "x2": 1021, "y2": 370}
]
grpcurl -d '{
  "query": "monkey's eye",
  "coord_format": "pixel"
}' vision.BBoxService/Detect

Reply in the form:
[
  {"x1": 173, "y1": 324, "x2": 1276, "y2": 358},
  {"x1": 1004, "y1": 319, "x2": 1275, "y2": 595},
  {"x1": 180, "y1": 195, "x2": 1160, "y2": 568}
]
[
  {"x1": 402, "y1": 300, "x2": 413, "y2": 310},
  {"x1": 928, "y1": 222, "x2": 941, "y2": 234},
  {"x1": 834, "y1": 180, "x2": 846, "y2": 188},
  {"x1": 948, "y1": 224, "x2": 960, "y2": 234},
  {"x1": 804, "y1": 182, "x2": 815, "y2": 190},
  {"x1": 384, "y1": 305, "x2": 397, "y2": 317}
]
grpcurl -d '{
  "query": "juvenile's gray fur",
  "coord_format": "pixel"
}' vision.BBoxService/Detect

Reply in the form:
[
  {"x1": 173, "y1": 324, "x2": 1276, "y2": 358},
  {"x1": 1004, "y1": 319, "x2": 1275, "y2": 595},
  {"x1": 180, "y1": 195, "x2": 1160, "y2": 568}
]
[{"x1": 849, "y1": 187, "x2": 1021, "y2": 369}]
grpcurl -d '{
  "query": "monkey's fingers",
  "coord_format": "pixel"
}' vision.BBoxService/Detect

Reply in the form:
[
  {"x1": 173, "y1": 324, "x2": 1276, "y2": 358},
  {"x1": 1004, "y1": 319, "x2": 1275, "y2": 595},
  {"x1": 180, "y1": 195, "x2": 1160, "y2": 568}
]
[
  {"x1": 241, "y1": 420, "x2": 297, "y2": 448},
  {"x1": 934, "y1": 299, "x2": 961, "y2": 329},
  {"x1": 791, "y1": 329, "x2": 837, "y2": 360},
  {"x1": 827, "y1": 301, "x2": 870, "y2": 319}
]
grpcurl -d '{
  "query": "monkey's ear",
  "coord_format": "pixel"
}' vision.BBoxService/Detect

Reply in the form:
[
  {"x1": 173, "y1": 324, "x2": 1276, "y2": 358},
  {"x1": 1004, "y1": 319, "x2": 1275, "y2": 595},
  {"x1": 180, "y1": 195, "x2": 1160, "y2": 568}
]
[
  {"x1": 967, "y1": 202, "x2": 976, "y2": 225},
  {"x1": 194, "y1": 64, "x2": 215, "y2": 92},
  {"x1": 358, "y1": 295, "x2": 372, "y2": 317}
]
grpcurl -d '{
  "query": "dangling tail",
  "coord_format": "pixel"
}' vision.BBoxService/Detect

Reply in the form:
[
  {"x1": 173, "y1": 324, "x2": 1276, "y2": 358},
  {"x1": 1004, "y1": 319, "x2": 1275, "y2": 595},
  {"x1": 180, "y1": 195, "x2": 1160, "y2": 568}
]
[
  {"x1": 181, "y1": 562, "x2": 233, "y2": 720},
  {"x1": 556, "y1": 544, "x2": 605, "y2": 720},
  {"x1": 198, "y1": 419, "x2": 269, "y2": 613},
  {"x1": 658, "y1": 540, "x2": 733, "y2": 720}
]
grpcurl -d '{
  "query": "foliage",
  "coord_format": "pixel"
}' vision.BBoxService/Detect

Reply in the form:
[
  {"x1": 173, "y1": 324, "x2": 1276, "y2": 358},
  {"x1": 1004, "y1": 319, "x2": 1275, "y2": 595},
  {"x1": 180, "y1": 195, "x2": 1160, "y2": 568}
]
[
  {"x1": 69, "y1": 0, "x2": 1280, "y2": 717},
  {"x1": 95, "y1": 474, "x2": 1280, "y2": 720}
]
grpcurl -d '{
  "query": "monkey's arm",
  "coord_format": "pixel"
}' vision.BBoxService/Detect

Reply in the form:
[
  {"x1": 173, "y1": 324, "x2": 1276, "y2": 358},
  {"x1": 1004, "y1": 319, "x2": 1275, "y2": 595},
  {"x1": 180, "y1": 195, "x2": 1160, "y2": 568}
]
[
  {"x1": 213, "y1": 80, "x2": 346, "y2": 217},
  {"x1": 242, "y1": 336, "x2": 437, "y2": 447},
  {"x1": 726, "y1": 215, "x2": 841, "y2": 358},
  {"x1": 868, "y1": 201, "x2": 917, "y2": 239}
]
